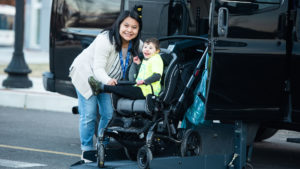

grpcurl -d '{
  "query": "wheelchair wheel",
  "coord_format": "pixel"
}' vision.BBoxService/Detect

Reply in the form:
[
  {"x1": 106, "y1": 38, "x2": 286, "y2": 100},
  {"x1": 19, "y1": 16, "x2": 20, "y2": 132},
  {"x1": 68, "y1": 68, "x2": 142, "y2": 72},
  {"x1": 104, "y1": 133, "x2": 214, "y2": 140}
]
[
  {"x1": 137, "y1": 145, "x2": 153, "y2": 169},
  {"x1": 97, "y1": 144, "x2": 105, "y2": 168},
  {"x1": 176, "y1": 128, "x2": 186, "y2": 140},
  {"x1": 124, "y1": 147, "x2": 138, "y2": 161},
  {"x1": 180, "y1": 129, "x2": 201, "y2": 157}
]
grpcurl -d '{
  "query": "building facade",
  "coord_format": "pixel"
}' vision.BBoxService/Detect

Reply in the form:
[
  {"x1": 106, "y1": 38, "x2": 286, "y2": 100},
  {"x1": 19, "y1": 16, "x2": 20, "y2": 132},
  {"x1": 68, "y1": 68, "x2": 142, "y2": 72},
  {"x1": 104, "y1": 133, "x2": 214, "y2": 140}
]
[
  {"x1": 0, "y1": 0, "x2": 51, "y2": 51},
  {"x1": 24, "y1": 0, "x2": 52, "y2": 51}
]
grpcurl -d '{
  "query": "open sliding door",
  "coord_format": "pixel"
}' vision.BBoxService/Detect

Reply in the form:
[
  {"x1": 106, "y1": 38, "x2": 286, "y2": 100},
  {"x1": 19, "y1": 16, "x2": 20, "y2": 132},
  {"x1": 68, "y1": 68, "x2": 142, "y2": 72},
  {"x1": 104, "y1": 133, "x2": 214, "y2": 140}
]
[{"x1": 206, "y1": 0, "x2": 288, "y2": 121}]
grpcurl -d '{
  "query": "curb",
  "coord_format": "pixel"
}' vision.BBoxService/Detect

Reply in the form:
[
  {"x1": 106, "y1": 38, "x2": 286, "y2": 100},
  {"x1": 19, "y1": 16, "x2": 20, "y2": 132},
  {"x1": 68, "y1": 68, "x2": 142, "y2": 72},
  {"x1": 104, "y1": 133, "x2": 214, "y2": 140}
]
[
  {"x1": 0, "y1": 47, "x2": 77, "y2": 113},
  {"x1": 0, "y1": 88, "x2": 77, "y2": 113},
  {"x1": 0, "y1": 75, "x2": 77, "y2": 113}
]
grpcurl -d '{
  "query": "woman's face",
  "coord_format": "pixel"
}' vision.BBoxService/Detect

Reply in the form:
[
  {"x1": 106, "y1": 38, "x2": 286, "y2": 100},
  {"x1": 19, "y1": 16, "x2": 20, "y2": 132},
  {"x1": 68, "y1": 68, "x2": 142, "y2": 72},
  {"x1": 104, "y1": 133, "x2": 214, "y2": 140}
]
[{"x1": 119, "y1": 17, "x2": 139, "y2": 43}]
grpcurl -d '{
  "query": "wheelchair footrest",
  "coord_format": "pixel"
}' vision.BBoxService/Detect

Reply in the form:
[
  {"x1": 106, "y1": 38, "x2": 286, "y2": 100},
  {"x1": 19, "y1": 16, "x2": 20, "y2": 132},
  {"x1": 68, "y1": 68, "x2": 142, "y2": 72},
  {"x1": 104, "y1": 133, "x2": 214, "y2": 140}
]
[{"x1": 108, "y1": 122, "x2": 152, "y2": 134}]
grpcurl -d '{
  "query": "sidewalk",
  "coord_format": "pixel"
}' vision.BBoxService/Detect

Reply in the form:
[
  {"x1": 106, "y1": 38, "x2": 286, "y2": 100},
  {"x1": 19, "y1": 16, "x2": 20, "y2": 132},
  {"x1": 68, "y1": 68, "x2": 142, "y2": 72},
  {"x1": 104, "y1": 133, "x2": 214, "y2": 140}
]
[
  {"x1": 0, "y1": 47, "x2": 49, "y2": 64},
  {"x1": 0, "y1": 47, "x2": 77, "y2": 113}
]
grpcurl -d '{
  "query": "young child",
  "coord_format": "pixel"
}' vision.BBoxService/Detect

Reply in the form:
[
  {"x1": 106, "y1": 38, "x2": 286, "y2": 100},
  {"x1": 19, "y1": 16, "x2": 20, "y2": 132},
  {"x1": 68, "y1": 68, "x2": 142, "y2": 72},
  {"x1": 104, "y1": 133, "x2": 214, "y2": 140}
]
[{"x1": 88, "y1": 37, "x2": 164, "y2": 100}]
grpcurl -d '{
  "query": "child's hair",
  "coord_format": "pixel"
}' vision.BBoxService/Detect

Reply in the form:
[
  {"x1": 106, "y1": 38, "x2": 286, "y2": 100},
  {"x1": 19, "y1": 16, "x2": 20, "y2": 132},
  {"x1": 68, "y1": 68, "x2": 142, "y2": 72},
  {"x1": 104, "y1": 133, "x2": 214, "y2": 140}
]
[{"x1": 144, "y1": 37, "x2": 160, "y2": 50}]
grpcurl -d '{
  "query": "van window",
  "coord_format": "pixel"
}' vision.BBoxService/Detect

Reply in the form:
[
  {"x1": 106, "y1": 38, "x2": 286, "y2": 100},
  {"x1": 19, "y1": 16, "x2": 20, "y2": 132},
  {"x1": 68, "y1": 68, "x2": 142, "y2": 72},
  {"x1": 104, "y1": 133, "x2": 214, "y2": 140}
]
[
  {"x1": 224, "y1": 0, "x2": 281, "y2": 3},
  {"x1": 254, "y1": 0, "x2": 281, "y2": 3},
  {"x1": 169, "y1": 0, "x2": 210, "y2": 36},
  {"x1": 61, "y1": 0, "x2": 121, "y2": 29},
  {"x1": 254, "y1": 0, "x2": 282, "y2": 11},
  {"x1": 218, "y1": 0, "x2": 281, "y2": 14}
]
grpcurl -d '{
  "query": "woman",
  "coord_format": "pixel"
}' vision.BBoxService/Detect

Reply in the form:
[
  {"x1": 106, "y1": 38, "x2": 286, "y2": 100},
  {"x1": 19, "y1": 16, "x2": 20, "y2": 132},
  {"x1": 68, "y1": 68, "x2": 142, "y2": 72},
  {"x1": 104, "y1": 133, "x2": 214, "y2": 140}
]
[{"x1": 69, "y1": 9, "x2": 142, "y2": 161}]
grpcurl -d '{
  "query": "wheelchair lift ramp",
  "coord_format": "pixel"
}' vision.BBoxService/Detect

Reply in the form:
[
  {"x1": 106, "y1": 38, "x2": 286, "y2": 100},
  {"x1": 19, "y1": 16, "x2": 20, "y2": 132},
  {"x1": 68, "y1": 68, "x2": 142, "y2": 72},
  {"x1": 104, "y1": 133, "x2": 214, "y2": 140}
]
[
  {"x1": 70, "y1": 160, "x2": 139, "y2": 169},
  {"x1": 150, "y1": 155, "x2": 231, "y2": 169},
  {"x1": 70, "y1": 155, "x2": 231, "y2": 169}
]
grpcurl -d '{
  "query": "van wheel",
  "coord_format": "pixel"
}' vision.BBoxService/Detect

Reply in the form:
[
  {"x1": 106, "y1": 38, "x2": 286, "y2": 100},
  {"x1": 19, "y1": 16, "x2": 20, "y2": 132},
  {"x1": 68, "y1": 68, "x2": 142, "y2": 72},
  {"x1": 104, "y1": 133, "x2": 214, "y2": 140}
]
[
  {"x1": 255, "y1": 127, "x2": 278, "y2": 142},
  {"x1": 137, "y1": 146, "x2": 153, "y2": 169},
  {"x1": 97, "y1": 144, "x2": 105, "y2": 168},
  {"x1": 180, "y1": 129, "x2": 201, "y2": 156}
]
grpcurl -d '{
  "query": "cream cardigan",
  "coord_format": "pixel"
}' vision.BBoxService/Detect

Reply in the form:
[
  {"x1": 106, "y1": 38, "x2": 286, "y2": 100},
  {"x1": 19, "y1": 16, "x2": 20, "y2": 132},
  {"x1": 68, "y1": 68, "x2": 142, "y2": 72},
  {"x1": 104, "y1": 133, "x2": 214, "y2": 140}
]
[
  {"x1": 69, "y1": 31, "x2": 142, "y2": 99},
  {"x1": 69, "y1": 32, "x2": 119, "y2": 99}
]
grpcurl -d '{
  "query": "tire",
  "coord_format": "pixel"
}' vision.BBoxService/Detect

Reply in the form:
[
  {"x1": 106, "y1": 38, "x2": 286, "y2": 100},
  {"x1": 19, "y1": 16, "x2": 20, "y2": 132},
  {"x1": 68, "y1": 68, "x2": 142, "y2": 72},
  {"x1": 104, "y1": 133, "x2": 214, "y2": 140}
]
[
  {"x1": 137, "y1": 146, "x2": 153, "y2": 169},
  {"x1": 180, "y1": 129, "x2": 201, "y2": 157},
  {"x1": 97, "y1": 144, "x2": 105, "y2": 168},
  {"x1": 124, "y1": 147, "x2": 138, "y2": 161},
  {"x1": 255, "y1": 127, "x2": 278, "y2": 142},
  {"x1": 176, "y1": 128, "x2": 186, "y2": 140}
]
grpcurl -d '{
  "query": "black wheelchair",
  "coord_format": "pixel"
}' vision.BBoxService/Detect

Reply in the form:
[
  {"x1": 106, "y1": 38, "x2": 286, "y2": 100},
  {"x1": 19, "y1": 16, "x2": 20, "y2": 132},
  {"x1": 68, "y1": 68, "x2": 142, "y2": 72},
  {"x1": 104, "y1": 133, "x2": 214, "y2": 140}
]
[{"x1": 96, "y1": 36, "x2": 208, "y2": 169}]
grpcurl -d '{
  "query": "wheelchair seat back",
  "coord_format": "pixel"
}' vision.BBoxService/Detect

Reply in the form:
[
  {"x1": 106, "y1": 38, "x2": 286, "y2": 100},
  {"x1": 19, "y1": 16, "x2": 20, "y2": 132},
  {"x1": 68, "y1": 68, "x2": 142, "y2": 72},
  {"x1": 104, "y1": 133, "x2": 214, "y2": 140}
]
[{"x1": 114, "y1": 50, "x2": 179, "y2": 116}]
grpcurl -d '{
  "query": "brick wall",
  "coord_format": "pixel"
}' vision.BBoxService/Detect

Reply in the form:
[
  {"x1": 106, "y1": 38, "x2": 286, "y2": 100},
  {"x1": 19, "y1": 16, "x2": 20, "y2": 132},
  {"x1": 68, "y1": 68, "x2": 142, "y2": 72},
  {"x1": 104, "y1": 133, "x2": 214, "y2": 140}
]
[{"x1": 0, "y1": 0, "x2": 15, "y2": 6}]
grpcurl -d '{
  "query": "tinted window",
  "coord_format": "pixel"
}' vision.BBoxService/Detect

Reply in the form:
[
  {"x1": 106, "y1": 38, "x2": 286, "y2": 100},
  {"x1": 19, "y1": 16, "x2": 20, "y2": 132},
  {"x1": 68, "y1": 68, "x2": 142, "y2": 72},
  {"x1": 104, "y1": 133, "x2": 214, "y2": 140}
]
[
  {"x1": 169, "y1": 0, "x2": 210, "y2": 36},
  {"x1": 59, "y1": 0, "x2": 121, "y2": 29},
  {"x1": 218, "y1": 0, "x2": 281, "y2": 14},
  {"x1": 255, "y1": 0, "x2": 281, "y2": 3},
  {"x1": 225, "y1": 0, "x2": 280, "y2": 3}
]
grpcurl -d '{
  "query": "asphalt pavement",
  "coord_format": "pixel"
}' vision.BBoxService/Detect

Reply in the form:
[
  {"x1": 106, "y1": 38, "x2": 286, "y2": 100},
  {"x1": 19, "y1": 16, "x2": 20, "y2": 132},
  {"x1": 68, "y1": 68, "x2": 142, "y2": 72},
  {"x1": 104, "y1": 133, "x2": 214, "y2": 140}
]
[
  {"x1": 0, "y1": 106, "x2": 81, "y2": 169},
  {"x1": 0, "y1": 47, "x2": 77, "y2": 113},
  {"x1": 0, "y1": 106, "x2": 128, "y2": 169}
]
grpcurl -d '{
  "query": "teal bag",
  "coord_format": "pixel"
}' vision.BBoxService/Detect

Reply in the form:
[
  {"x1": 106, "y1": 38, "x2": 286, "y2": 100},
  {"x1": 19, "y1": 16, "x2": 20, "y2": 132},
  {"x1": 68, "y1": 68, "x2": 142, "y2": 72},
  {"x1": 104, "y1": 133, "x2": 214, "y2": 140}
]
[{"x1": 182, "y1": 53, "x2": 209, "y2": 127}]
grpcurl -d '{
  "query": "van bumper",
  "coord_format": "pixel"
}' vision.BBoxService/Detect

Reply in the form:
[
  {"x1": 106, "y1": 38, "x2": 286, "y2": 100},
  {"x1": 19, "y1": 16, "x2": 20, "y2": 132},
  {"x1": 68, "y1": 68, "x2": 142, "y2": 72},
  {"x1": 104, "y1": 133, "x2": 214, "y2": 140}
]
[
  {"x1": 42, "y1": 72, "x2": 77, "y2": 98},
  {"x1": 43, "y1": 72, "x2": 55, "y2": 92}
]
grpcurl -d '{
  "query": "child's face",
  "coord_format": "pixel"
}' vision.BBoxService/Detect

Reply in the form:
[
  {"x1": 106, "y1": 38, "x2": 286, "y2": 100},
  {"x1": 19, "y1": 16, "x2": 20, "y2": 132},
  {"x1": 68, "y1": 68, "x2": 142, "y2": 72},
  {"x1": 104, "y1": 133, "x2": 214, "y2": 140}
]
[{"x1": 142, "y1": 42, "x2": 158, "y2": 58}]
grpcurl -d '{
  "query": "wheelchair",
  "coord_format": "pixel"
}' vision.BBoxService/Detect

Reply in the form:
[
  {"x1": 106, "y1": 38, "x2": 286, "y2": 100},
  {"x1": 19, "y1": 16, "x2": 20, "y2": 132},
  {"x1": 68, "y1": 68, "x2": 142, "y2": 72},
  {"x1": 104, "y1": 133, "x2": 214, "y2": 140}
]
[{"x1": 96, "y1": 36, "x2": 208, "y2": 169}]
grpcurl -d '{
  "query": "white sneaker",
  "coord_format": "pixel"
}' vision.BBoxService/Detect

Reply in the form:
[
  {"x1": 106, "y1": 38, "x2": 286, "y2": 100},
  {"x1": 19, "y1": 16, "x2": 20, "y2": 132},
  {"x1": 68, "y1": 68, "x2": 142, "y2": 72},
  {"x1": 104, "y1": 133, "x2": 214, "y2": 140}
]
[{"x1": 81, "y1": 151, "x2": 92, "y2": 163}]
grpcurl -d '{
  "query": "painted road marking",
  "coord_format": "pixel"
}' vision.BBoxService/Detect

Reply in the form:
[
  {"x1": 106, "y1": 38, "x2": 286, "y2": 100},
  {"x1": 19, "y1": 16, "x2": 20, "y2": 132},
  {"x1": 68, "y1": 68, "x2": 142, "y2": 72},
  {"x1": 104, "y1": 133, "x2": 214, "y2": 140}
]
[
  {"x1": 0, "y1": 144, "x2": 81, "y2": 157},
  {"x1": 0, "y1": 159, "x2": 47, "y2": 168}
]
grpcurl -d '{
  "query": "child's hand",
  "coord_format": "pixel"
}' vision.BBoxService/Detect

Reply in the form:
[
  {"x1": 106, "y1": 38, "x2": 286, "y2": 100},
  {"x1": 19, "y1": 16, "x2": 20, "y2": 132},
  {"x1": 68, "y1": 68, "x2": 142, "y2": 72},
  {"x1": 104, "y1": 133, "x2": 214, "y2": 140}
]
[
  {"x1": 136, "y1": 80, "x2": 144, "y2": 85},
  {"x1": 133, "y1": 56, "x2": 141, "y2": 65},
  {"x1": 107, "y1": 78, "x2": 117, "y2": 86}
]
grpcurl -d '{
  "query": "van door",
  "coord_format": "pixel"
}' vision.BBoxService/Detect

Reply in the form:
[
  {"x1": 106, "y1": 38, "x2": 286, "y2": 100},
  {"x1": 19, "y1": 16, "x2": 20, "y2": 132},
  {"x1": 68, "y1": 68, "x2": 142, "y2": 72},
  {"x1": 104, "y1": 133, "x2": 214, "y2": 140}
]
[
  {"x1": 45, "y1": 0, "x2": 121, "y2": 97},
  {"x1": 206, "y1": 0, "x2": 288, "y2": 121},
  {"x1": 291, "y1": 1, "x2": 300, "y2": 123}
]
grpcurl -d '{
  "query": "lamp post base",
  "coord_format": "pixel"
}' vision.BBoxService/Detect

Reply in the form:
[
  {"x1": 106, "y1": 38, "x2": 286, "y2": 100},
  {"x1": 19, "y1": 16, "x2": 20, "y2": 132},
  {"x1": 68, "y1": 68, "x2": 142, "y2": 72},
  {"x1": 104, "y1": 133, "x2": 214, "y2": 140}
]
[{"x1": 2, "y1": 74, "x2": 32, "y2": 88}]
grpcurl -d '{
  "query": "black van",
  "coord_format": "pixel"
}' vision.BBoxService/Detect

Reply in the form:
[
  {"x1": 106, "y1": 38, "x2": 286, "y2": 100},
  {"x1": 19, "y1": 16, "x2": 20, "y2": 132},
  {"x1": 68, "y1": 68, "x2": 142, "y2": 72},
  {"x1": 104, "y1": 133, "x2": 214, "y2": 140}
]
[{"x1": 44, "y1": 0, "x2": 300, "y2": 138}]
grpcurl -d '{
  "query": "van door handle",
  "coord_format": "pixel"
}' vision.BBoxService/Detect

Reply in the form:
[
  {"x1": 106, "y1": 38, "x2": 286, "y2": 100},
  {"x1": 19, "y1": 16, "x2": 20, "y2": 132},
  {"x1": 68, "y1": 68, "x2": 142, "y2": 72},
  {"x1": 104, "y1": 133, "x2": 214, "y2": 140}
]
[
  {"x1": 295, "y1": 9, "x2": 300, "y2": 41},
  {"x1": 278, "y1": 13, "x2": 286, "y2": 39},
  {"x1": 218, "y1": 7, "x2": 229, "y2": 37}
]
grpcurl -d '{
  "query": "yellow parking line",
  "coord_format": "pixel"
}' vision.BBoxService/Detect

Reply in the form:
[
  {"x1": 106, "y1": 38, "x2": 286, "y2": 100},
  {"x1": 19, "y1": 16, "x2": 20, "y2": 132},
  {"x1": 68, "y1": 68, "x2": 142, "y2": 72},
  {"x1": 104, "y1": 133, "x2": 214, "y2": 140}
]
[{"x1": 0, "y1": 144, "x2": 81, "y2": 157}]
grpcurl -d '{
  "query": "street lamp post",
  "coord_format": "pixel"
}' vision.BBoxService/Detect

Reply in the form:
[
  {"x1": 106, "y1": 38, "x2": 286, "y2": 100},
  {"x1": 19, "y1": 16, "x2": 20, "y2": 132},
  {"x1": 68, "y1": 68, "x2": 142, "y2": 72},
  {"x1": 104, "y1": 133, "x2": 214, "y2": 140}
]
[{"x1": 2, "y1": 0, "x2": 32, "y2": 88}]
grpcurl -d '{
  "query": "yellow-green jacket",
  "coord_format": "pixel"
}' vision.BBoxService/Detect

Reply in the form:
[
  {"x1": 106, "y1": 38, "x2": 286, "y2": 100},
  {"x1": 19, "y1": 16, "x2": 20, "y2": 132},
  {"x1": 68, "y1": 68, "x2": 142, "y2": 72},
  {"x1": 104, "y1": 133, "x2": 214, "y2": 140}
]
[{"x1": 136, "y1": 54, "x2": 164, "y2": 96}]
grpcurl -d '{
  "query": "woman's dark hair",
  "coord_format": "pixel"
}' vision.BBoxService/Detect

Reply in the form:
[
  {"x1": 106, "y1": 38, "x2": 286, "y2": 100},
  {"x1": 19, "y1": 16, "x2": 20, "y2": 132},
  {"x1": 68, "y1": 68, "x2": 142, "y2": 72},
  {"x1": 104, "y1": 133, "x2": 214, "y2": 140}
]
[{"x1": 105, "y1": 10, "x2": 142, "y2": 56}]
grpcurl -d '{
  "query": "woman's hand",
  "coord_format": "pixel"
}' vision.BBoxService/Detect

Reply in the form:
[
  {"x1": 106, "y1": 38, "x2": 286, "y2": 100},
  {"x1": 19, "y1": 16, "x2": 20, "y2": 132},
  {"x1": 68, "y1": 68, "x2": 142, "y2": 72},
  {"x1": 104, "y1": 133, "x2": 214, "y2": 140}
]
[
  {"x1": 133, "y1": 56, "x2": 141, "y2": 65},
  {"x1": 107, "y1": 78, "x2": 118, "y2": 86},
  {"x1": 136, "y1": 80, "x2": 144, "y2": 86}
]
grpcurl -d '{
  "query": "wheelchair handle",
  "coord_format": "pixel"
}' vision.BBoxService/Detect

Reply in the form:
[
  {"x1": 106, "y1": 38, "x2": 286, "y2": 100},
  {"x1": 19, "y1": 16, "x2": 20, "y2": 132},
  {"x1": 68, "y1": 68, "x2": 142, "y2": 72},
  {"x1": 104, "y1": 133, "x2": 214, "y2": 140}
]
[{"x1": 117, "y1": 80, "x2": 136, "y2": 85}]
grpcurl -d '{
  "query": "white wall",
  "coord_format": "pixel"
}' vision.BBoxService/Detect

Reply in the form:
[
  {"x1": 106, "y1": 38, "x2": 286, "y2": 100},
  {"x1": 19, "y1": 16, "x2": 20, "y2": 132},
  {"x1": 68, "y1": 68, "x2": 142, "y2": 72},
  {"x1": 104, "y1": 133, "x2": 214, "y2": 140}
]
[{"x1": 24, "y1": 0, "x2": 52, "y2": 52}]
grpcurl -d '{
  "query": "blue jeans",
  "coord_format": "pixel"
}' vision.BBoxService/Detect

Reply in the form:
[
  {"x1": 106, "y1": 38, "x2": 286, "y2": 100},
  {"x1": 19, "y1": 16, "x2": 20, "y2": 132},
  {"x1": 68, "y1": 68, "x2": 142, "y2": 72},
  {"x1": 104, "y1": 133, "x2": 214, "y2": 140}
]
[{"x1": 76, "y1": 90, "x2": 113, "y2": 151}]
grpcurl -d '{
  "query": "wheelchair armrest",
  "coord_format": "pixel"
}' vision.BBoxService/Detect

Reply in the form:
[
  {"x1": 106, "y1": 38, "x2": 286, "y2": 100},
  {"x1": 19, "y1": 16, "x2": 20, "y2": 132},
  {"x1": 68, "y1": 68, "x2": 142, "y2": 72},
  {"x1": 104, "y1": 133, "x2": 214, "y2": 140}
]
[{"x1": 117, "y1": 80, "x2": 136, "y2": 85}]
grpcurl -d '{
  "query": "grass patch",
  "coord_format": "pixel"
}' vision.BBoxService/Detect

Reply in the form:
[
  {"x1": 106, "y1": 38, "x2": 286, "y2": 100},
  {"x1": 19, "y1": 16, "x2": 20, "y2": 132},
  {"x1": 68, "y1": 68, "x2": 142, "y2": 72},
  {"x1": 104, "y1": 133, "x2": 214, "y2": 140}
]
[{"x1": 0, "y1": 64, "x2": 49, "y2": 77}]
